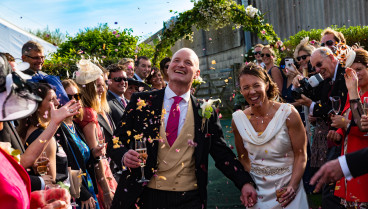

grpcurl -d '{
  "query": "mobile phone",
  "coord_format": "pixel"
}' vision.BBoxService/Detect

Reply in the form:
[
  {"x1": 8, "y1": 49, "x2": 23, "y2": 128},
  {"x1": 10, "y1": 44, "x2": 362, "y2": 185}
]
[{"x1": 285, "y1": 58, "x2": 294, "y2": 69}]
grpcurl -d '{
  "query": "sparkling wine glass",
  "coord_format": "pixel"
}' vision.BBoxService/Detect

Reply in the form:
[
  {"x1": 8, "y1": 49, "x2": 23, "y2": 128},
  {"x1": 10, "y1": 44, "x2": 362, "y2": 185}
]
[
  {"x1": 99, "y1": 127, "x2": 107, "y2": 159},
  {"x1": 330, "y1": 96, "x2": 341, "y2": 115},
  {"x1": 135, "y1": 140, "x2": 149, "y2": 183},
  {"x1": 363, "y1": 97, "x2": 368, "y2": 136},
  {"x1": 36, "y1": 152, "x2": 48, "y2": 176}
]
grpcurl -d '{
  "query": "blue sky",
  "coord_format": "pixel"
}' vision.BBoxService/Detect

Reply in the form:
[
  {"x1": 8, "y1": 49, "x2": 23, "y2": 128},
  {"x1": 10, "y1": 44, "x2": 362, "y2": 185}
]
[{"x1": 0, "y1": 0, "x2": 194, "y2": 39}]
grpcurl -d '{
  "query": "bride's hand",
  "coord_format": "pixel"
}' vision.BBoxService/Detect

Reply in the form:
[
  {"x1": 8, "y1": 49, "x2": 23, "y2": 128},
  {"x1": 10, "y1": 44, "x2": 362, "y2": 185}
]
[{"x1": 277, "y1": 185, "x2": 297, "y2": 207}]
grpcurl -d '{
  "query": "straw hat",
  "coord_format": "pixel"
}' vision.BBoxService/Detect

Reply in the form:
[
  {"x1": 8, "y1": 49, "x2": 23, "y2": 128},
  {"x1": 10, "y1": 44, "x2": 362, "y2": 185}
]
[{"x1": 75, "y1": 59, "x2": 103, "y2": 85}]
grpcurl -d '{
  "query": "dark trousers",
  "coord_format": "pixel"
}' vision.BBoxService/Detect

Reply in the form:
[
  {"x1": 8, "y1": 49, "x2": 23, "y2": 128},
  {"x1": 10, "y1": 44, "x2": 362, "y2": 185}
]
[
  {"x1": 321, "y1": 146, "x2": 346, "y2": 209},
  {"x1": 139, "y1": 188, "x2": 202, "y2": 209}
]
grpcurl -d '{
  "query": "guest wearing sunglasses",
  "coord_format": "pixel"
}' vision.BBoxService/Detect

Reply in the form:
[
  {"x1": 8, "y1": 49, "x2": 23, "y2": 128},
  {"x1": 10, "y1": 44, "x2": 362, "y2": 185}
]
[
  {"x1": 320, "y1": 28, "x2": 346, "y2": 53},
  {"x1": 106, "y1": 64, "x2": 129, "y2": 128},
  {"x1": 160, "y1": 57, "x2": 171, "y2": 84},
  {"x1": 262, "y1": 45, "x2": 285, "y2": 94},
  {"x1": 253, "y1": 43, "x2": 265, "y2": 68}
]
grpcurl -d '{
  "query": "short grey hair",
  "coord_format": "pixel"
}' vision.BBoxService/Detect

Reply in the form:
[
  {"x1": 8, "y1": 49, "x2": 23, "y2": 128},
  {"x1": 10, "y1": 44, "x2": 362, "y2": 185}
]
[{"x1": 313, "y1": 47, "x2": 335, "y2": 59}]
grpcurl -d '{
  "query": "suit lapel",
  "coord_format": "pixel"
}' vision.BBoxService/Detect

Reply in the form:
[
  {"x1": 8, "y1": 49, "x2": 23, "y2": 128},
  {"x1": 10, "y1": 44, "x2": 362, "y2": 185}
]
[
  {"x1": 97, "y1": 114, "x2": 113, "y2": 136},
  {"x1": 191, "y1": 95, "x2": 205, "y2": 167}
]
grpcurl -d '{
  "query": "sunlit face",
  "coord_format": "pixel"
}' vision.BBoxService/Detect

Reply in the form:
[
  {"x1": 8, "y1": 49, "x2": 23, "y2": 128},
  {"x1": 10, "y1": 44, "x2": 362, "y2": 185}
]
[
  {"x1": 321, "y1": 34, "x2": 338, "y2": 52},
  {"x1": 254, "y1": 46, "x2": 263, "y2": 62},
  {"x1": 124, "y1": 62, "x2": 135, "y2": 78},
  {"x1": 261, "y1": 48, "x2": 274, "y2": 65},
  {"x1": 239, "y1": 74, "x2": 269, "y2": 108},
  {"x1": 151, "y1": 71, "x2": 163, "y2": 87},
  {"x1": 167, "y1": 49, "x2": 200, "y2": 86},
  {"x1": 65, "y1": 85, "x2": 82, "y2": 114},
  {"x1": 39, "y1": 89, "x2": 59, "y2": 122},
  {"x1": 135, "y1": 59, "x2": 151, "y2": 79},
  {"x1": 310, "y1": 52, "x2": 336, "y2": 79},
  {"x1": 350, "y1": 62, "x2": 368, "y2": 88},
  {"x1": 124, "y1": 84, "x2": 138, "y2": 100},
  {"x1": 95, "y1": 76, "x2": 106, "y2": 99},
  {"x1": 108, "y1": 71, "x2": 128, "y2": 96},
  {"x1": 297, "y1": 50, "x2": 310, "y2": 70},
  {"x1": 22, "y1": 50, "x2": 44, "y2": 72}
]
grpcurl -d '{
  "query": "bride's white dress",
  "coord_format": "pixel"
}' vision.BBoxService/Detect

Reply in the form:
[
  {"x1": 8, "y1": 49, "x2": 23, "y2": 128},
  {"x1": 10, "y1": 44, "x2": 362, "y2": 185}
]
[{"x1": 233, "y1": 103, "x2": 308, "y2": 209}]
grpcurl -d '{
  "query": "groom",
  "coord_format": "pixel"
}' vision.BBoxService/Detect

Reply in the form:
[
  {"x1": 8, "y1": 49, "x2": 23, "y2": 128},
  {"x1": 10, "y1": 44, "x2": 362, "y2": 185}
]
[{"x1": 109, "y1": 48, "x2": 257, "y2": 209}]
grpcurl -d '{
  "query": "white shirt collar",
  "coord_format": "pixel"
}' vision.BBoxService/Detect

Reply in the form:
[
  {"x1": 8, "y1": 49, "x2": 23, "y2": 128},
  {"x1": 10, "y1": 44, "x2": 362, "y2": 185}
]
[
  {"x1": 134, "y1": 73, "x2": 143, "y2": 82},
  {"x1": 164, "y1": 85, "x2": 191, "y2": 103},
  {"x1": 333, "y1": 63, "x2": 338, "y2": 82}
]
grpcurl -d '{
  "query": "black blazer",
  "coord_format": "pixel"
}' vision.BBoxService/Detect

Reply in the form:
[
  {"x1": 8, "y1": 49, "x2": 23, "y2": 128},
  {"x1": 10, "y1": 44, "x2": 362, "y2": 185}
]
[
  {"x1": 346, "y1": 147, "x2": 368, "y2": 178},
  {"x1": 109, "y1": 89, "x2": 255, "y2": 209},
  {"x1": 55, "y1": 122, "x2": 98, "y2": 201},
  {"x1": 107, "y1": 91, "x2": 126, "y2": 127},
  {"x1": 311, "y1": 64, "x2": 348, "y2": 120},
  {"x1": 0, "y1": 121, "x2": 43, "y2": 191}
]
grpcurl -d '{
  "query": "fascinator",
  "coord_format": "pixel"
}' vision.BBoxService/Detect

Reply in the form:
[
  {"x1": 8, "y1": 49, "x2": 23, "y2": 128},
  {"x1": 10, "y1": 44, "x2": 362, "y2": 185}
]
[
  {"x1": 31, "y1": 74, "x2": 69, "y2": 106},
  {"x1": 75, "y1": 59, "x2": 103, "y2": 85},
  {"x1": 334, "y1": 43, "x2": 358, "y2": 68},
  {"x1": 0, "y1": 54, "x2": 41, "y2": 121}
]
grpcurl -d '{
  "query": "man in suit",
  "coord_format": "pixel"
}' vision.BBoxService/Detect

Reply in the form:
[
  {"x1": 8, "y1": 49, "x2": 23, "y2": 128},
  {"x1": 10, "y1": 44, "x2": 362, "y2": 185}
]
[
  {"x1": 106, "y1": 63, "x2": 129, "y2": 127},
  {"x1": 310, "y1": 146, "x2": 368, "y2": 192},
  {"x1": 109, "y1": 48, "x2": 257, "y2": 209},
  {"x1": 21, "y1": 41, "x2": 47, "y2": 76},
  {"x1": 133, "y1": 56, "x2": 151, "y2": 82},
  {"x1": 295, "y1": 47, "x2": 348, "y2": 209}
]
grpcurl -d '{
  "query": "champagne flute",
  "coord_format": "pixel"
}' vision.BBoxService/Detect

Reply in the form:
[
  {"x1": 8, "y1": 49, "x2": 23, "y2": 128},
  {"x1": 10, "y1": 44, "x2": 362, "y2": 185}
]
[
  {"x1": 135, "y1": 140, "x2": 149, "y2": 183},
  {"x1": 363, "y1": 97, "x2": 368, "y2": 136},
  {"x1": 36, "y1": 152, "x2": 48, "y2": 176},
  {"x1": 330, "y1": 96, "x2": 341, "y2": 115},
  {"x1": 97, "y1": 126, "x2": 107, "y2": 159}
]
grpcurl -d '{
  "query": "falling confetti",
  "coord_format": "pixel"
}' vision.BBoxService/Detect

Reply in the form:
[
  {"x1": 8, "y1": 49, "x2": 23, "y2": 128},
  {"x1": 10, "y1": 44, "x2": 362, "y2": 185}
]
[{"x1": 211, "y1": 60, "x2": 216, "y2": 65}]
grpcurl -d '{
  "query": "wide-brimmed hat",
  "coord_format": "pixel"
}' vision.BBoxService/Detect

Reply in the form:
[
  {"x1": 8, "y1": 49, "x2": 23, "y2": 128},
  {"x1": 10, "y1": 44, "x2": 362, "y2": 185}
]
[
  {"x1": 75, "y1": 59, "x2": 103, "y2": 85},
  {"x1": 127, "y1": 78, "x2": 151, "y2": 92},
  {"x1": 0, "y1": 54, "x2": 41, "y2": 121}
]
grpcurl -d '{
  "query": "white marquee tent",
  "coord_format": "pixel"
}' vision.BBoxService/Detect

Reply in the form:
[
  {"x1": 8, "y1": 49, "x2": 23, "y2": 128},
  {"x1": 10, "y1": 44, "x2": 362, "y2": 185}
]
[{"x1": 0, "y1": 18, "x2": 57, "y2": 60}]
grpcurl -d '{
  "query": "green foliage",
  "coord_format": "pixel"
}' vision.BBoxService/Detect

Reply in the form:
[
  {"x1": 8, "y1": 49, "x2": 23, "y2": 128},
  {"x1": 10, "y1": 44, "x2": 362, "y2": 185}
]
[
  {"x1": 43, "y1": 24, "x2": 165, "y2": 78},
  {"x1": 29, "y1": 26, "x2": 65, "y2": 46},
  {"x1": 152, "y1": 0, "x2": 279, "y2": 64}
]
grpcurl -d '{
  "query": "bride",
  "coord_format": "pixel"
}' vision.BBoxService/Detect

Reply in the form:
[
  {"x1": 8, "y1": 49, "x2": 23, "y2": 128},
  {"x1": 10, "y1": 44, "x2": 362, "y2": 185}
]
[{"x1": 232, "y1": 63, "x2": 309, "y2": 208}]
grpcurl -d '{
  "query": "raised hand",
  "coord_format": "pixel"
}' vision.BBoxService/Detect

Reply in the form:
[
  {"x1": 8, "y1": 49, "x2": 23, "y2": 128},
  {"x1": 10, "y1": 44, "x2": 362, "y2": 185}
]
[{"x1": 49, "y1": 100, "x2": 81, "y2": 125}]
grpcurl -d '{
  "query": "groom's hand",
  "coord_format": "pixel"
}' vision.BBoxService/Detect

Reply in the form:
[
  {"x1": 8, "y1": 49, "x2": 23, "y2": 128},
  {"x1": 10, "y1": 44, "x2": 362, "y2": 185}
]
[
  {"x1": 240, "y1": 183, "x2": 257, "y2": 207},
  {"x1": 123, "y1": 149, "x2": 140, "y2": 168}
]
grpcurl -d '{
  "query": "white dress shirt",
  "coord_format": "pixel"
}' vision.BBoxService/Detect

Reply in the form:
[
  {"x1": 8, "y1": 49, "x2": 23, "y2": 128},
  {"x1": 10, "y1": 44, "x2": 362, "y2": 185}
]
[
  {"x1": 163, "y1": 86, "x2": 191, "y2": 136},
  {"x1": 338, "y1": 155, "x2": 353, "y2": 180}
]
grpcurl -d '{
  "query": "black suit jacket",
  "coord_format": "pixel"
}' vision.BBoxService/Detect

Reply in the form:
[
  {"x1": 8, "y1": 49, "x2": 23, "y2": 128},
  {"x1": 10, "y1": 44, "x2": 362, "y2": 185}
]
[
  {"x1": 311, "y1": 64, "x2": 348, "y2": 120},
  {"x1": 346, "y1": 147, "x2": 368, "y2": 178},
  {"x1": 107, "y1": 91, "x2": 126, "y2": 127},
  {"x1": 109, "y1": 89, "x2": 255, "y2": 209},
  {"x1": 0, "y1": 121, "x2": 43, "y2": 191}
]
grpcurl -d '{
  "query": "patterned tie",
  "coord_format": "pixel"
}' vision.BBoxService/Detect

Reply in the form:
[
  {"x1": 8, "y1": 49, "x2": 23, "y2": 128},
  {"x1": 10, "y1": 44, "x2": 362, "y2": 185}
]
[
  {"x1": 166, "y1": 96, "x2": 183, "y2": 146},
  {"x1": 121, "y1": 98, "x2": 127, "y2": 108}
]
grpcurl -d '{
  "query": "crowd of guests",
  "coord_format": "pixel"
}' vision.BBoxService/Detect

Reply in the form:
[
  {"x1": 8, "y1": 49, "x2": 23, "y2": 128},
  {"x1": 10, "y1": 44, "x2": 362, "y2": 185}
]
[{"x1": 1, "y1": 26, "x2": 368, "y2": 209}]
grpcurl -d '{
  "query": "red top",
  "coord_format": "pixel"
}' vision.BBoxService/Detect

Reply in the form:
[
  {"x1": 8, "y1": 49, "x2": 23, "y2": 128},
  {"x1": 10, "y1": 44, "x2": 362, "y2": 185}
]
[
  {"x1": 335, "y1": 91, "x2": 368, "y2": 202},
  {"x1": 0, "y1": 147, "x2": 31, "y2": 209},
  {"x1": 75, "y1": 107, "x2": 103, "y2": 139}
]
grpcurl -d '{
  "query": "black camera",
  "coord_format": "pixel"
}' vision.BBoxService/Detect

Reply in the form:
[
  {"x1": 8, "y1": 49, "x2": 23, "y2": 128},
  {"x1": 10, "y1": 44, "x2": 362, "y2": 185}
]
[{"x1": 292, "y1": 73, "x2": 324, "y2": 100}]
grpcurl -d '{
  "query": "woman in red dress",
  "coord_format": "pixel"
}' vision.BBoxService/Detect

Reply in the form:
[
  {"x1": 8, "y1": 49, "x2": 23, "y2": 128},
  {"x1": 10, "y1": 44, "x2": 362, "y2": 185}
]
[{"x1": 329, "y1": 48, "x2": 368, "y2": 208}]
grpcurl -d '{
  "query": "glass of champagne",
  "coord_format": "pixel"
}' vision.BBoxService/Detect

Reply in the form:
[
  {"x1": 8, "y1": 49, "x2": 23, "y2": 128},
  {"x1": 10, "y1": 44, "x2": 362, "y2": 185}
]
[
  {"x1": 36, "y1": 152, "x2": 48, "y2": 176},
  {"x1": 135, "y1": 140, "x2": 149, "y2": 183},
  {"x1": 363, "y1": 97, "x2": 368, "y2": 136},
  {"x1": 98, "y1": 127, "x2": 107, "y2": 159},
  {"x1": 331, "y1": 96, "x2": 341, "y2": 115}
]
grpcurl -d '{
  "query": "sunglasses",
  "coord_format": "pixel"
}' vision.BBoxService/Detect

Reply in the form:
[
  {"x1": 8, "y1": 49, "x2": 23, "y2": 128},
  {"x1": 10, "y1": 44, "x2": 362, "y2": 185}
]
[
  {"x1": 261, "y1": 53, "x2": 271, "y2": 58},
  {"x1": 320, "y1": 40, "x2": 335, "y2": 47},
  {"x1": 26, "y1": 55, "x2": 45, "y2": 60},
  {"x1": 67, "y1": 93, "x2": 81, "y2": 101},
  {"x1": 296, "y1": 55, "x2": 310, "y2": 61},
  {"x1": 112, "y1": 77, "x2": 128, "y2": 82},
  {"x1": 254, "y1": 51, "x2": 261, "y2": 55}
]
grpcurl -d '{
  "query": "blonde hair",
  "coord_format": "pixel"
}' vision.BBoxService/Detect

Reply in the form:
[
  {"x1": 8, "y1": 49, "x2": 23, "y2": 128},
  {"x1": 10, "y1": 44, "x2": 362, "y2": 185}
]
[
  {"x1": 262, "y1": 45, "x2": 277, "y2": 61},
  {"x1": 321, "y1": 28, "x2": 346, "y2": 44},
  {"x1": 294, "y1": 37, "x2": 315, "y2": 59},
  {"x1": 78, "y1": 76, "x2": 110, "y2": 114}
]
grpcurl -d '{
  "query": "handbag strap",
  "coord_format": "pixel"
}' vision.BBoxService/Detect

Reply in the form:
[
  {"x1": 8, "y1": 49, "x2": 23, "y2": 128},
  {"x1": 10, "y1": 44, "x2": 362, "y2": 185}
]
[{"x1": 61, "y1": 123, "x2": 88, "y2": 186}]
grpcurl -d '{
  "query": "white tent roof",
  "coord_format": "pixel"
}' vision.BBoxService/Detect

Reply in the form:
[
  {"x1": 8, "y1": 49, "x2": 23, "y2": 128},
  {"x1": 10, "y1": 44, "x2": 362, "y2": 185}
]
[{"x1": 0, "y1": 18, "x2": 57, "y2": 60}]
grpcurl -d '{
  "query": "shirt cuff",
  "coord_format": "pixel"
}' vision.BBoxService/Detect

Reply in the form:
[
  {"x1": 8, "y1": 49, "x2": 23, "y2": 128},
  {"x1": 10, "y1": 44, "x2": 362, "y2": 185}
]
[
  {"x1": 309, "y1": 102, "x2": 315, "y2": 116},
  {"x1": 39, "y1": 176, "x2": 45, "y2": 190},
  {"x1": 338, "y1": 155, "x2": 353, "y2": 180}
]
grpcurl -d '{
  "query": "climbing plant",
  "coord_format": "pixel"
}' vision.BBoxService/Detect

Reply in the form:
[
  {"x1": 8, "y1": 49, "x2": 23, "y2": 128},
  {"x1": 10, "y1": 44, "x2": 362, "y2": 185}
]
[{"x1": 152, "y1": 0, "x2": 279, "y2": 64}]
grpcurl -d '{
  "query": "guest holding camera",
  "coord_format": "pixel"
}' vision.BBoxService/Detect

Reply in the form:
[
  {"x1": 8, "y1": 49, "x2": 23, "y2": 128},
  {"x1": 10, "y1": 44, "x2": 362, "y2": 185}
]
[{"x1": 294, "y1": 47, "x2": 348, "y2": 208}]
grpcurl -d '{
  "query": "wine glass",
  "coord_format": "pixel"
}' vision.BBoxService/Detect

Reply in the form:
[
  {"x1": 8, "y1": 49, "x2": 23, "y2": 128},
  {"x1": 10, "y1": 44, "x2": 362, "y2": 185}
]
[
  {"x1": 363, "y1": 97, "x2": 368, "y2": 136},
  {"x1": 36, "y1": 152, "x2": 48, "y2": 176},
  {"x1": 330, "y1": 96, "x2": 341, "y2": 115},
  {"x1": 135, "y1": 140, "x2": 149, "y2": 183},
  {"x1": 97, "y1": 127, "x2": 107, "y2": 159}
]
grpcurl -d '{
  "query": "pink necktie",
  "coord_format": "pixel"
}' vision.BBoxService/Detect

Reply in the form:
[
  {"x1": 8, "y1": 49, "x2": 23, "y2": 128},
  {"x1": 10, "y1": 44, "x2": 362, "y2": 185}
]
[
  {"x1": 166, "y1": 96, "x2": 183, "y2": 146},
  {"x1": 121, "y1": 98, "x2": 127, "y2": 108}
]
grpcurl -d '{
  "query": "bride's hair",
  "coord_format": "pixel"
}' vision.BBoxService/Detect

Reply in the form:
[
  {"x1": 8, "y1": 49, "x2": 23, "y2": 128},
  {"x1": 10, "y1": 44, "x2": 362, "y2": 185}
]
[{"x1": 238, "y1": 63, "x2": 279, "y2": 100}]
